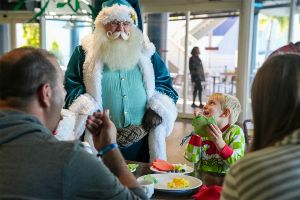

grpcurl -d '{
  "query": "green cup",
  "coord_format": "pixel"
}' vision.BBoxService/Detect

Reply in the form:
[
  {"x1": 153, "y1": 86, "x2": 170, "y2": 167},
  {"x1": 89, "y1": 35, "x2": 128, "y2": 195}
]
[{"x1": 192, "y1": 115, "x2": 217, "y2": 137}]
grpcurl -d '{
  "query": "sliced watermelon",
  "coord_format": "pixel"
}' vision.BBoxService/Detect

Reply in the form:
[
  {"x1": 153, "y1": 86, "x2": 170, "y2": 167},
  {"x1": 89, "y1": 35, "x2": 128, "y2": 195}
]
[{"x1": 152, "y1": 159, "x2": 174, "y2": 171}]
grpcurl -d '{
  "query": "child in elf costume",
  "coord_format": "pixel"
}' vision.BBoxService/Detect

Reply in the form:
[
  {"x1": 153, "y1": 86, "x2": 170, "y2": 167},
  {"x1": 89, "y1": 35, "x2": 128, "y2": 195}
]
[{"x1": 185, "y1": 93, "x2": 245, "y2": 174}]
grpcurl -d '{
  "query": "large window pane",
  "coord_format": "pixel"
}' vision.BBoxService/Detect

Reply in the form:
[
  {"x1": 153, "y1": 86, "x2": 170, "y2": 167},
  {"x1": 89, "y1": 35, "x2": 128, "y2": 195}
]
[
  {"x1": 0, "y1": 24, "x2": 10, "y2": 55},
  {"x1": 167, "y1": 13, "x2": 239, "y2": 115},
  {"x1": 167, "y1": 15, "x2": 186, "y2": 113},
  {"x1": 45, "y1": 19, "x2": 92, "y2": 70},
  {"x1": 254, "y1": 6, "x2": 289, "y2": 71}
]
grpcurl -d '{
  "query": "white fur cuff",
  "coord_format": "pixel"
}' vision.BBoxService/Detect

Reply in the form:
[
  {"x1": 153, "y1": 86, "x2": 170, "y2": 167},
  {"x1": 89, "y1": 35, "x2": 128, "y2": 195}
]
[
  {"x1": 69, "y1": 93, "x2": 99, "y2": 114},
  {"x1": 148, "y1": 91, "x2": 178, "y2": 137},
  {"x1": 54, "y1": 109, "x2": 76, "y2": 141},
  {"x1": 149, "y1": 126, "x2": 167, "y2": 162},
  {"x1": 68, "y1": 93, "x2": 99, "y2": 138}
]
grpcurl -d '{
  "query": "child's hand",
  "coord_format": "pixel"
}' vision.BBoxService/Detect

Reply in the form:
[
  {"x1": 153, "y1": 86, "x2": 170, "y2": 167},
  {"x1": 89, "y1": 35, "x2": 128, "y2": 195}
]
[
  {"x1": 207, "y1": 124, "x2": 226, "y2": 151},
  {"x1": 86, "y1": 112, "x2": 103, "y2": 136},
  {"x1": 194, "y1": 107, "x2": 202, "y2": 117}
]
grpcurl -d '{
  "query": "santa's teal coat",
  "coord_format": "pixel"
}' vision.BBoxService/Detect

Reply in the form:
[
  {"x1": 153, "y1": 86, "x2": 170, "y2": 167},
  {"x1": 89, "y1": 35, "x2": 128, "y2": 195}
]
[{"x1": 63, "y1": 35, "x2": 178, "y2": 161}]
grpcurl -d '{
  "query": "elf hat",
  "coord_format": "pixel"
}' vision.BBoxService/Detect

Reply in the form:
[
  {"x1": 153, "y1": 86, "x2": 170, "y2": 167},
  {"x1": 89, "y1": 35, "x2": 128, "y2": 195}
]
[{"x1": 95, "y1": 0, "x2": 139, "y2": 29}]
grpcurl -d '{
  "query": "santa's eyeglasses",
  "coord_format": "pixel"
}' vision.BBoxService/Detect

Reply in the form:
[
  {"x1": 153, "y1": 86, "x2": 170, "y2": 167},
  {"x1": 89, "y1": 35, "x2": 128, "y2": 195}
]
[{"x1": 110, "y1": 21, "x2": 130, "y2": 28}]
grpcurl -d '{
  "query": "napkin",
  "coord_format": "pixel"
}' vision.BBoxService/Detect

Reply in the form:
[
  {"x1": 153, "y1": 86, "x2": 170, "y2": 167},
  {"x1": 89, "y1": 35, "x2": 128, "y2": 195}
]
[
  {"x1": 192, "y1": 185, "x2": 222, "y2": 200},
  {"x1": 192, "y1": 115, "x2": 217, "y2": 137},
  {"x1": 152, "y1": 159, "x2": 174, "y2": 171}
]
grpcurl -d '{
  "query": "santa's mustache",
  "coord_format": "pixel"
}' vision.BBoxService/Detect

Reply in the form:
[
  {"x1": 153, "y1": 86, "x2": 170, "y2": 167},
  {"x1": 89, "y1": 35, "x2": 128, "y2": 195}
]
[{"x1": 106, "y1": 31, "x2": 130, "y2": 40}]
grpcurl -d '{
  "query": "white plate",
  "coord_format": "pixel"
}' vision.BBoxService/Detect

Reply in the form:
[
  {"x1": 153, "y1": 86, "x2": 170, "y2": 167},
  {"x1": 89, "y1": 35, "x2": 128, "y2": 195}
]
[
  {"x1": 150, "y1": 164, "x2": 194, "y2": 174},
  {"x1": 137, "y1": 174, "x2": 202, "y2": 194}
]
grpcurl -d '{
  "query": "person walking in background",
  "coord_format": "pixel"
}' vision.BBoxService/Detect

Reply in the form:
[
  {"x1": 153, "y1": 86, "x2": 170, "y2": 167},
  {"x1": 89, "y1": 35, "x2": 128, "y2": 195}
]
[{"x1": 189, "y1": 46, "x2": 205, "y2": 108}]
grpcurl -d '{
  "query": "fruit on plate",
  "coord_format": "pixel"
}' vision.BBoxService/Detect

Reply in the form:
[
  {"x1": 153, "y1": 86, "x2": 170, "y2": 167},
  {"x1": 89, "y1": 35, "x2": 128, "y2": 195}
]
[
  {"x1": 152, "y1": 159, "x2": 188, "y2": 173},
  {"x1": 127, "y1": 164, "x2": 139, "y2": 172},
  {"x1": 172, "y1": 164, "x2": 187, "y2": 173},
  {"x1": 167, "y1": 178, "x2": 190, "y2": 189},
  {"x1": 152, "y1": 159, "x2": 174, "y2": 171}
]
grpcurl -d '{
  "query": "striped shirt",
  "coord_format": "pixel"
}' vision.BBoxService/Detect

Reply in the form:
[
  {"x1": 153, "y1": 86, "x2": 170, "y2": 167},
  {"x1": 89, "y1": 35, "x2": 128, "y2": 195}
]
[{"x1": 221, "y1": 129, "x2": 300, "y2": 200}]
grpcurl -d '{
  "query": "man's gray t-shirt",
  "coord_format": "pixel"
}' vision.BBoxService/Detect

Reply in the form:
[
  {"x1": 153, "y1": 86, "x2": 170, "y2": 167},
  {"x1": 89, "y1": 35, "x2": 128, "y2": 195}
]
[{"x1": 0, "y1": 110, "x2": 147, "y2": 199}]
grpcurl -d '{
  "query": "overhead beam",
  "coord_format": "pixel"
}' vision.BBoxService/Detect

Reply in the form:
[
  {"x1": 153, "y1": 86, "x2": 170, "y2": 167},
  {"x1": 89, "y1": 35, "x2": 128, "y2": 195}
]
[{"x1": 140, "y1": 1, "x2": 242, "y2": 13}]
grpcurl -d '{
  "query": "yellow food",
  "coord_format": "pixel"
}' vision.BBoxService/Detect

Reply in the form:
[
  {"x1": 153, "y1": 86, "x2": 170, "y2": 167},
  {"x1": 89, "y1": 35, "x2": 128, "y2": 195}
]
[{"x1": 167, "y1": 178, "x2": 190, "y2": 189}]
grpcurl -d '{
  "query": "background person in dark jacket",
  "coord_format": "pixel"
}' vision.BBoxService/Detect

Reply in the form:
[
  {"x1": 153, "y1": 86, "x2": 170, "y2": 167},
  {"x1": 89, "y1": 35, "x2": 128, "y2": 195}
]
[{"x1": 189, "y1": 46, "x2": 205, "y2": 108}]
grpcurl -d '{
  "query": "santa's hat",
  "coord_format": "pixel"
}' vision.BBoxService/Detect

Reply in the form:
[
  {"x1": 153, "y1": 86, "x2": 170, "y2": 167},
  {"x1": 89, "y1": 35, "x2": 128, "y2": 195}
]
[{"x1": 95, "y1": 0, "x2": 143, "y2": 31}]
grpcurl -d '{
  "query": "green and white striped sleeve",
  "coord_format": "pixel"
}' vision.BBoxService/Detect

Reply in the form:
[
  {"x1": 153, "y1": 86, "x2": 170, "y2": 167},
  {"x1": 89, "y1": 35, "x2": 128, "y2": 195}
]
[{"x1": 223, "y1": 125, "x2": 245, "y2": 166}]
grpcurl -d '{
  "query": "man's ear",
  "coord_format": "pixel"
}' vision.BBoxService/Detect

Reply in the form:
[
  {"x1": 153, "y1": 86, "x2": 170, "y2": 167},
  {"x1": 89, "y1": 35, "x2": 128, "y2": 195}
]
[
  {"x1": 37, "y1": 83, "x2": 52, "y2": 108},
  {"x1": 221, "y1": 108, "x2": 231, "y2": 118}
]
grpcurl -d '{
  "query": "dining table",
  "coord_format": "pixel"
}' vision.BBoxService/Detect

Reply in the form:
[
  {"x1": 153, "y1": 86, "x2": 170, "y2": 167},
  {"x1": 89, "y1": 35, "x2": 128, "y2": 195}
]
[{"x1": 127, "y1": 161, "x2": 225, "y2": 200}]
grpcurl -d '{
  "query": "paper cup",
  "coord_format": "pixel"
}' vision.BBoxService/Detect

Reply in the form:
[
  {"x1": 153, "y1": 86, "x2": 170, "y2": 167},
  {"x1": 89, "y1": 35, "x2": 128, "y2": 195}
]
[{"x1": 138, "y1": 179, "x2": 154, "y2": 198}]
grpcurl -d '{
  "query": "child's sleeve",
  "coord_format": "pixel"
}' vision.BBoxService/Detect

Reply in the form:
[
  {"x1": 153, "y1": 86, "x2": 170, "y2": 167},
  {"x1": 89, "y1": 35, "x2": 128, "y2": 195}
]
[
  {"x1": 184, "y1": 134, "x2": 202, "y2": 163},
  {"x1": 221, "y1": 126, "x2": 245, "y2": 166}
]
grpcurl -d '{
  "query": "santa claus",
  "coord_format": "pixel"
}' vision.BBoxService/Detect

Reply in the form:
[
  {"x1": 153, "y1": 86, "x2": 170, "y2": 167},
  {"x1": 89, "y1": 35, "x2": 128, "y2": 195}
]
[{"x1": 62, "y1": 0, "x2": 178, "y2": 162}]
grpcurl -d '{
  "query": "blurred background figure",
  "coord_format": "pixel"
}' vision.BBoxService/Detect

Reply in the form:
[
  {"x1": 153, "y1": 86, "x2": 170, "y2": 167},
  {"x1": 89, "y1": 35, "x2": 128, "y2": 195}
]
[{"x1": 189, "y1": 46, "x2": 205, "y2": 108}]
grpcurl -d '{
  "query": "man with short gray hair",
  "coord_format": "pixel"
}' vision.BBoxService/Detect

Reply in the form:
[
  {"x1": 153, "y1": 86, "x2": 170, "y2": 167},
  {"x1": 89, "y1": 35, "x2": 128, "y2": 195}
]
[{"x1": 0, "y1": 47, "x2": 148, "y2": 199}]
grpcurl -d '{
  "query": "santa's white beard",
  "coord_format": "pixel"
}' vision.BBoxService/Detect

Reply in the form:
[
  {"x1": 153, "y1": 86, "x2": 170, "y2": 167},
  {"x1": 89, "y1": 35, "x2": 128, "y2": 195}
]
[{"x1": 93, "y1": 26, "x2": 143, "y2": 71}]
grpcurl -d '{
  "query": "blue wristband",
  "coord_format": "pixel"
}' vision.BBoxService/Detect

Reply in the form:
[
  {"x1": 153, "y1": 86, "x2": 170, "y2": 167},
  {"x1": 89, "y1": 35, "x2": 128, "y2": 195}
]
[{"x1": 97, "y1": 143, "x2": 118, "y2": 157}]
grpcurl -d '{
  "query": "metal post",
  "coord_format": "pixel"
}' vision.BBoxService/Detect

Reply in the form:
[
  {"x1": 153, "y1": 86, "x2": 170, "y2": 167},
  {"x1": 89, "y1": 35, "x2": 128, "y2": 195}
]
[
  {"x1": 40, "y1": 0, "x2": 46, "y2": 49},
  {"x1": 288, "y1": 0, "x2": 296, "y2": 42},
  {"x1": 183, "y1": 11, "x2": 190, "y2": 114},
  {"x1": 236, "y1": 0, "x2": 254, "y2": 123},
  {"x1": 10, "y1": 22, "x2": 16, "y2": 49}
]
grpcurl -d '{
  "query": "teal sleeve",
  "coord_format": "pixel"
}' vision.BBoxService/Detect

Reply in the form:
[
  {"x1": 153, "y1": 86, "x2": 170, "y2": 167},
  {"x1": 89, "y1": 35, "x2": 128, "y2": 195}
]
[
  {"x1": 224, "y1": 126, "x2": 245, "y2": 166},
  {"x1": 64, "y1": 46, "x2": 86, "y2": 109},
  {"x1": 151, "y1": 52, "x2": 178, "y2": 103}
]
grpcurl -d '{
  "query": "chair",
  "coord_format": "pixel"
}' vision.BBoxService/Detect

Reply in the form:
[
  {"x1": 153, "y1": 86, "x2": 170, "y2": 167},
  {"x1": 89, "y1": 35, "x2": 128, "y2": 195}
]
[{"x1": 243, "y1": 119, "x2": 253, "y2": 152}]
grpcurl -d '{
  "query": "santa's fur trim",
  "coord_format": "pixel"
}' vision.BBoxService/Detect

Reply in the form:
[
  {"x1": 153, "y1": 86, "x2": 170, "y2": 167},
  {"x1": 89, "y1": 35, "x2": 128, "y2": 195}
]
[
  {"x1": 138, "y1": 54, "x2": 155, "y2": 98},
  {"x1": 95, "y1": 4, "x2": 138, "y2": 27},
  {"x1": 142, "y1": 34, "x2": 156, "y2": 57},
  {"x1": 148, "y1": 91, "x2": 178, "y2": 136},
  {"x1": 68, "y1": 93, "x2": 99, "y2": 137},
  {"x1": 81, "y1": 36, "x2": 104, "y2": 109},
  {"x1": 68, "y1": 93, "x2": 98, "y2": 114},
  {"x1": 148, "y1": 126, "x2": 167, "y2": 162}
]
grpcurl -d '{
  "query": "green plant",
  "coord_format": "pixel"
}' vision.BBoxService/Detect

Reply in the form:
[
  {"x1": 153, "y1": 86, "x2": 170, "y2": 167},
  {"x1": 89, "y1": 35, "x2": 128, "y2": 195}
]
[
  {"x1": 23, "y1": 23, "x2": 40, "y2": 47},
  {"x1": 13, "y1": 0, "x2": 97, "y2": 22},
  {"x1": 49, "y1": 41, "x2": 63, "y2": 65}
]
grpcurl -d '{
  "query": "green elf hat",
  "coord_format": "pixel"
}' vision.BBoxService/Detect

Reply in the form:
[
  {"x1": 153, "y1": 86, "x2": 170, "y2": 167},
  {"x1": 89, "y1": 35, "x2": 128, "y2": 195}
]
[
  {"x1": 192, "y1": 115, "x2": 217, "y2": 138},
  {"x1": 95, "y1": 0, "x2": 142, "y2": 30}
]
